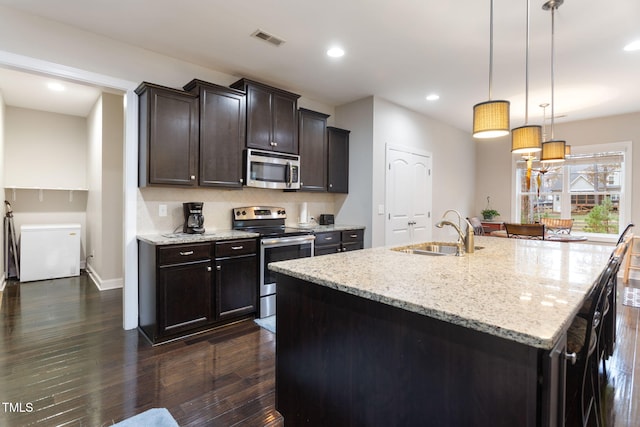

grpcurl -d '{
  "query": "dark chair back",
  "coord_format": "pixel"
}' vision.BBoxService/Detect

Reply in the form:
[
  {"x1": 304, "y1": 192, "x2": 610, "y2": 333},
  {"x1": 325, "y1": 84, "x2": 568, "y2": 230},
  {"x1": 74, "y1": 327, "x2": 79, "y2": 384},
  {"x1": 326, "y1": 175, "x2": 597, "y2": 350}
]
[
  {"x1": 503, "y1": 223, "x2": 545, "y2": 239},
  {"x1": 616, "y1": 222, "x2": 634, "y2": 245}
]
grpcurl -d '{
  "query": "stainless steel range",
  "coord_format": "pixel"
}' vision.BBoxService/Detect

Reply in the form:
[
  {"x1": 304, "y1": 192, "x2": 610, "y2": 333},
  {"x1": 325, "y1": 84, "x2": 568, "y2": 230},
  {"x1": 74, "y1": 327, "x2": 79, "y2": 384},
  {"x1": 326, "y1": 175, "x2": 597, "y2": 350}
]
[{"x1": 232, "y1": 206, "x2": 315, "y2": 318}]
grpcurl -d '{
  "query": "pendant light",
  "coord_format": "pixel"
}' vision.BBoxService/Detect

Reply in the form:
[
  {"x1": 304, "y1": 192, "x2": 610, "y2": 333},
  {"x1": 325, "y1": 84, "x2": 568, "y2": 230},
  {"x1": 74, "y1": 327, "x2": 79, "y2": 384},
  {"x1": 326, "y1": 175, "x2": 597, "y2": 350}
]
[
  {"x1": 540, "y1": 0, "x2": 566, "y2": 163},
  {"x1": 511, "y1": 0, "x2": 542, "y2": 154},
  {"x1": 473, "y1": 0, "x2": 510, "y2": 139}
]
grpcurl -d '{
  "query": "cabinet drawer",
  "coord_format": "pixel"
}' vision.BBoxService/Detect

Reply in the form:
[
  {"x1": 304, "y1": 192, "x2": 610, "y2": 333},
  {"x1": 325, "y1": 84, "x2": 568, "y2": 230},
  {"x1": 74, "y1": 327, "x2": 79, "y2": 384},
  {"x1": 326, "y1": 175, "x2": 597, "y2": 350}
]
[
  {"x1": 216, "y1": 239, "x2": 257, "y2": 258},
  {"x1": 158, "y1": 243, "x2": 211, "y2": 265},
  {"x1": 315, "y1": 231, "x2": 341, "y2": 246},
  {"x1": 341, "y1": 229, "x2": 364, "y2": 243}
]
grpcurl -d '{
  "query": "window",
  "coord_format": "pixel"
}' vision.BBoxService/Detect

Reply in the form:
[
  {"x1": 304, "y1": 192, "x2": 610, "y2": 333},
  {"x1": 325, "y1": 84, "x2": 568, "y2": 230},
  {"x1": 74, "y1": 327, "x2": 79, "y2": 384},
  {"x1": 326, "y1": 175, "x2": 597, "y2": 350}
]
[{"x1": 514, "y1": 142, "x2": 632, "y2": 239}]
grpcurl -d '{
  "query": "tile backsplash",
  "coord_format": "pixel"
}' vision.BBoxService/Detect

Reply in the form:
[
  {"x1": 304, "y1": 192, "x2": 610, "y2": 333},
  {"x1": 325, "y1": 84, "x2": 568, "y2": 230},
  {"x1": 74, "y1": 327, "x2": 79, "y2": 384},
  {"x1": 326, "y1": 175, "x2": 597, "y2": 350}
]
[{"x1": 137, "y1": 187, "x2": 336, "y2": 235}]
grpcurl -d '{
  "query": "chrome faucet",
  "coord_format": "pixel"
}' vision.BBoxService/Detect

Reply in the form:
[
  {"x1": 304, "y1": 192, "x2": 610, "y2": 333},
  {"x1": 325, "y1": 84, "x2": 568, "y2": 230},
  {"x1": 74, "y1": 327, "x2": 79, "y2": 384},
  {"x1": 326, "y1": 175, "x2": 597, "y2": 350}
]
[{"x1": 435, "y1": 210, "x2": 475, "y2": 254}]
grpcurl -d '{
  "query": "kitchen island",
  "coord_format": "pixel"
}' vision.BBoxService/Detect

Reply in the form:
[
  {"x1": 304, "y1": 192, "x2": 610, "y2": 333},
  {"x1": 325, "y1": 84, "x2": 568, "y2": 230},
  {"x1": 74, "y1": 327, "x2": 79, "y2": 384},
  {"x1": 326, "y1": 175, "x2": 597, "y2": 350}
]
[{"x1": 269, "y1": 236, "x2": 612, "y2": 426}]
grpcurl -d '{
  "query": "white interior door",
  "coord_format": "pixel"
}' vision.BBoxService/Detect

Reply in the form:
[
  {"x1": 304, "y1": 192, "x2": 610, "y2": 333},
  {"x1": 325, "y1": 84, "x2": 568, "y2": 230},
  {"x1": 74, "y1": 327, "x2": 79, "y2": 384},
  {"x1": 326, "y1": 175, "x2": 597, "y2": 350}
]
[{"x1": 385, "y1": 146, "x2": 432, "y2": 246}]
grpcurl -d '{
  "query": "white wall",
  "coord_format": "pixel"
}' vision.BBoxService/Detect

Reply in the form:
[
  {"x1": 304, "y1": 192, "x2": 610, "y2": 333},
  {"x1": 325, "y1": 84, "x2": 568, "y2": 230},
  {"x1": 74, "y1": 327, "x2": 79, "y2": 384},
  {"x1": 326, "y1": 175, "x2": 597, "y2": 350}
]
[
  {"x1": 334, "y1": 97, "x2": 374, "y2": 247},
  {"x1": 4, "y1": 107, "x2": 89, "y2": 260},
  {"x1": 334, "y1": 96, "x2": 476, "y2": 247},
  {"x1": 4, "y1": 107, "x2": 87, "y2": 188},
  {"x1": 86, "y1": 93, "x2": 124, "y2": 289}
]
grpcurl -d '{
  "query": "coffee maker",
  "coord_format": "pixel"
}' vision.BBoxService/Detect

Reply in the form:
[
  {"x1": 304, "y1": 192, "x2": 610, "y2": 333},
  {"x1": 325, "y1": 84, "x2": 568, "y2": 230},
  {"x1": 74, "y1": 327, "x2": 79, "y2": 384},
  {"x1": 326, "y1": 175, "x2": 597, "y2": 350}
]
[{"x1": 183, "y1": 202, "x2": 205, "y2": 234}]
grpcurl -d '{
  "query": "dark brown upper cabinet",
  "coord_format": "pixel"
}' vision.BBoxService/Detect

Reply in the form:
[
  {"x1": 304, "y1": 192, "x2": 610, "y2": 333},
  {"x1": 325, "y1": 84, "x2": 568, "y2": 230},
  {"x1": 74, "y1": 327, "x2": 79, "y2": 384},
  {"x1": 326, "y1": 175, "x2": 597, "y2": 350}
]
[
  {"x1": 136, "y1": 82, "x2": 199, "y2": 187},
  {"x1": 184, "y1": 79, "x2": 246, "y2": 188},
  {"x1": 327, "y1": 126, "x2": 350, "y2": 193},
  {"x1": 231, "y1": 78, "x2": 300, "y2": 154},
  {"x1": 298, "y1": 108, "x2": 330, "y2": 192}
]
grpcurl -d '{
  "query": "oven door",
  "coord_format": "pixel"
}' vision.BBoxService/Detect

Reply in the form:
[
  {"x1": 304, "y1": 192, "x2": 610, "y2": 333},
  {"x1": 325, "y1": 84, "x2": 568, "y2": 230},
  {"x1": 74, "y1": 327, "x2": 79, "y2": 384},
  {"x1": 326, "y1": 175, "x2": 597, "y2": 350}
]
[{"x1": 259, "y1": 235, "x2": 314, "y2": 317}]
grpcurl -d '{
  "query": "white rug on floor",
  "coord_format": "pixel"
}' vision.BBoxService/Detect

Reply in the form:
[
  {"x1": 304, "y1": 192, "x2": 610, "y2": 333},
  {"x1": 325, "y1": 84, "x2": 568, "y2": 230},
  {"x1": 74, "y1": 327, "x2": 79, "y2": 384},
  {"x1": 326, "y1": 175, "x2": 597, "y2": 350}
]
[
  {"x1": 111, "y1": 408, "x2": 179, "y2": 427},
  {"x1": 622, "y1": 287, "x2": 640, "y2": 308},
  {"x1": 254, "y1": 315, "x2": 276, "y2": 333}
]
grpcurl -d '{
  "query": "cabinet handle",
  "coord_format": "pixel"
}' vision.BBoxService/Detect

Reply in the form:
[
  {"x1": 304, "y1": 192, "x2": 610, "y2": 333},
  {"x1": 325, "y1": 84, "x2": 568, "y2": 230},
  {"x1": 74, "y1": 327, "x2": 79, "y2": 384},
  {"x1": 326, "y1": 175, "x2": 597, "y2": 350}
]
[
  {"x1": 564, "y1": 352, "x2": 577, "y2": 365},
  {"x1": 216, "y1": 265, "x2": 221, "y2": 271},
  {"x1": 329, "y1": 184, "x2": 333, "y2": 188},
  {"x1": 239, "y1": 178, "x2": 244, "y2": 183},
  {"x1": 207, "y1": 266, "x2": 212, "y2": 272},
  {"x1": 350, "y1": 234, "x2": 358, "y2": 238},
  {"x1": 231, "y1": 246, "x2": 244, "y2": 250},
  {"x1": 324, "y1": 237, "x2": 333, "y2": 240},
  {"x1": 190, "y1": 175, "x2": 196, "y2": 180},
  {"x1": 179, "y1": 251, "x2": 194, "y2": 256}
]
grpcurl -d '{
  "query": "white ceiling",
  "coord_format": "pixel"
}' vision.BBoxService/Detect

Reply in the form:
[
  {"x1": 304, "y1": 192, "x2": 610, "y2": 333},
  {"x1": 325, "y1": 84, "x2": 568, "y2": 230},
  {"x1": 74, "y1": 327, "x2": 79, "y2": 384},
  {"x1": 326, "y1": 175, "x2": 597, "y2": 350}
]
[{"x1": 0, "y1": 0, "x2": 638, "y2": 130}]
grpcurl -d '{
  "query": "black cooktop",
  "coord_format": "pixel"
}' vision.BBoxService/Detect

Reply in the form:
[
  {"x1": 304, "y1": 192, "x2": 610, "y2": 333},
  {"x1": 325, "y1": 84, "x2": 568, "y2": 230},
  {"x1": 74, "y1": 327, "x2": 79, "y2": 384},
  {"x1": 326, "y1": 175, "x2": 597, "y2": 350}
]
[{"x1": 234, "y1": 226, "x2": 312, "y2": 238}]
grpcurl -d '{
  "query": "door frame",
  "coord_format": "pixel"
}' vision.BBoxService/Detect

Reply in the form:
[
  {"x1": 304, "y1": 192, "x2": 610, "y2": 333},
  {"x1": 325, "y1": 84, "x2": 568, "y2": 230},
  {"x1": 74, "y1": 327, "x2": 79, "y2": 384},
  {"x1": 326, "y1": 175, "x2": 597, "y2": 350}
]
[
  {"x1": 0, "y1": 50, "x2": 140, "y2": 330},
  {"x1": 384, "y1": 143, "x2": 433, "y2": 246}
]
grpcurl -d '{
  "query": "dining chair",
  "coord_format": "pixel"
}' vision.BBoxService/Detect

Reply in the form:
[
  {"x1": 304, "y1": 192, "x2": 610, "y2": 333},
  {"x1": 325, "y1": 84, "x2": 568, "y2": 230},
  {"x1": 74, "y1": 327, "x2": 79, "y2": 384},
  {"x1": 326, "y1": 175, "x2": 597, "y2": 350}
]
[
  {"x1": 616, "y1": 222, "x2": 634, "y2": 245},
  {"x1": 467, "y1": 217, "x2": 485, "y2": 236},
  {"x1": 540, "y1": 218, "x2": 573, "y2": 234},
  {"x1": 566, "y1": 255, "x2": 618, "y2": 427},
  {"x1": 503, "y1": 223, "x2": 545, "y2": 239}
]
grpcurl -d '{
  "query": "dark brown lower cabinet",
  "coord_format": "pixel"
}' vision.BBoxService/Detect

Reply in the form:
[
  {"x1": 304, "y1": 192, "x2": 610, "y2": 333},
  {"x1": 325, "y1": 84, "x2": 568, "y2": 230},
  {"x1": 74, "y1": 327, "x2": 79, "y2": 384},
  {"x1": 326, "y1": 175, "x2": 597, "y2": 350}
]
[
  {"x1": 275, "y1": 274, "x2": 566, "y2": 427},
  {"x1": 314, "y1": 229, "x2": 364, "y2": 256},
  {"x1": 138, "y1": 238, "x2": 257, "y2": 344},
  {"x1": 214, "y1": 239, "x2": 257, "y2": 320}
]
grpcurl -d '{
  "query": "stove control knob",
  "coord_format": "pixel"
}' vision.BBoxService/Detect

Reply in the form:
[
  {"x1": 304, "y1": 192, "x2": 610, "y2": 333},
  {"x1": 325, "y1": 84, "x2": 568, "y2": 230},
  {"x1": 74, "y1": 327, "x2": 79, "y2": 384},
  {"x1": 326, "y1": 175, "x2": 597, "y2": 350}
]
[
  {"x1": 242, "y1": 210, "x2": 247, "y2": 216},
  {"x1": 235, "y1": 210, "x2": 240, "y2": 216}
]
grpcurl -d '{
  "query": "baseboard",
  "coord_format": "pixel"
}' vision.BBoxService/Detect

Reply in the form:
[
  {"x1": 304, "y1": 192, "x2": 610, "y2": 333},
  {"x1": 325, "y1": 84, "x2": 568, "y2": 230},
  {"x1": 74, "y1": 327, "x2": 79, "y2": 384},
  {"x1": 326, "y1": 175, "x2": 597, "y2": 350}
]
[
  {"x1": 0, "y1": 273, "x2": 5, "y2": 291},
  {"x1": 85, "y1": 264, "x2": 123, "y2": 291}
]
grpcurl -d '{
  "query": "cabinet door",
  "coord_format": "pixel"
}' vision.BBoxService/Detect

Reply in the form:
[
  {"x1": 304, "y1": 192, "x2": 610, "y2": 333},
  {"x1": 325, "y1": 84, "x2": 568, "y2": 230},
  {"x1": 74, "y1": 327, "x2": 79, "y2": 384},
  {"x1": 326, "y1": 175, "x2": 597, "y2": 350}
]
[
  {"x1": 158, "y1": 259, "x2": 212, "y2": 336},
  {"x1": 315, "y1": 231, "x2": 341, "y2": 256},
  {"x1": 327, "y1": 127, "x2": 350, "y2": 193},
  {"x1": 216, "y1": 254, "x2": 257, "y2": 320},
  {"x1": 245, "y1": 84, "x2": 273, "y2": 151},
  {"x1": 199, "y1": 85, "x2": 246, "y2": 188},
  {"x1": 138, "y1": 83, "x2": 199, "y2": 187},
  {"x1": 299, "y1": 109, "x2": 329, "y2": 191},
  {"x1": 272, "y1": 93, "x2": 298, "y2": 154},
  {"x1": 341, "y1": 229, "x2": 364, "y2": 252}
]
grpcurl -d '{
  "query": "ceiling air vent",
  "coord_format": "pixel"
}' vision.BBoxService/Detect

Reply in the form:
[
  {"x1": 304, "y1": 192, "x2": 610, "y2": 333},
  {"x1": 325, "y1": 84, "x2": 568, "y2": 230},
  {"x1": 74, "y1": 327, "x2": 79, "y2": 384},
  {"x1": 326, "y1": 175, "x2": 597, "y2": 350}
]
[{"x1": 251, "y1": 29, "x2": 285, "y2": 47}]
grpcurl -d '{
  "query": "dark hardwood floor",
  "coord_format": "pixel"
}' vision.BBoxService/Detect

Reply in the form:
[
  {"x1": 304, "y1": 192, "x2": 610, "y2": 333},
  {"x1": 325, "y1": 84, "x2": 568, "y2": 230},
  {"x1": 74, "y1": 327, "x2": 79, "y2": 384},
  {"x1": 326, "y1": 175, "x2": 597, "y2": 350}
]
[
  {"x1": 0, "y1": 274, "x2": 281, "y2": 426},
  {"x1": 0, "y1": 273, "x2": 638, "y2": 426}
]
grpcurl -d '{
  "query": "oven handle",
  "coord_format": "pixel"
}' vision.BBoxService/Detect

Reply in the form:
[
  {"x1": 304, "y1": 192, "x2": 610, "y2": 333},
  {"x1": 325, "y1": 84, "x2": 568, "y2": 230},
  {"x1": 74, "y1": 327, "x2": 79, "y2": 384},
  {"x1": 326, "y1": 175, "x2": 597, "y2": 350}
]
[{"x1": 261, "y1": 235, "x2": 316, "y2": 248}]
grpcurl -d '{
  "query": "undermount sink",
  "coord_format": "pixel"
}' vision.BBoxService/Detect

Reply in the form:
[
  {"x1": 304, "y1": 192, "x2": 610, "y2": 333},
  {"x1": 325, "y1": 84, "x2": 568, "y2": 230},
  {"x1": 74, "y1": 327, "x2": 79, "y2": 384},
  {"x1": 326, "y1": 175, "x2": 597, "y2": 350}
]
[{"x1": 391, "y1": 242, "x2": 485, "y2": 256}]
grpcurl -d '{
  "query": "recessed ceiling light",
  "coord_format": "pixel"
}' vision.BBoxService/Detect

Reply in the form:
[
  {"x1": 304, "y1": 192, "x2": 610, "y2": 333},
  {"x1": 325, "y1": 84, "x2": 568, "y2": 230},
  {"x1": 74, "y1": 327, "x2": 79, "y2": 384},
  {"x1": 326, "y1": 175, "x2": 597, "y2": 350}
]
[
  {"x1": 47, "y1": 82, "x2": 65, "y2": 91},
  {"x1": 623, "y1": 40, "x2": 640, "y2": 51},
  {"x1": 426, "y1": 94, "x2": 440, "y2": 101},
  {"x1": 327, "y1": 47, "x2": 345, "y2": 58}
]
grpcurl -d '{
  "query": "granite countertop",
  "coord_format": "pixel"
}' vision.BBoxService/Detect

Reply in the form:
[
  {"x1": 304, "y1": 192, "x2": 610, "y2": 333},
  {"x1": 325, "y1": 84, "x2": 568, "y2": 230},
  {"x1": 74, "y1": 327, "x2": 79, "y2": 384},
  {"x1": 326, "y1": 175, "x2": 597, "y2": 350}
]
[
  {"x1": 269, "y1": 236, "x2": 612, "y2": 350},
  {"x1": 137, "y1": 229, "x2": 259, "y2": 245}
]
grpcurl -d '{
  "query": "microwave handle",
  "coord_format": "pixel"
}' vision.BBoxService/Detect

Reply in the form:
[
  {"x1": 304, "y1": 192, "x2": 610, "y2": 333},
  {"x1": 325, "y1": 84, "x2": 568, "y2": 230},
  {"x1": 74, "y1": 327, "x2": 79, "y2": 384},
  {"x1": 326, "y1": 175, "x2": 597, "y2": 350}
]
[{"x1": 285, "y1": 161, "x2": 292, "y2": 187}]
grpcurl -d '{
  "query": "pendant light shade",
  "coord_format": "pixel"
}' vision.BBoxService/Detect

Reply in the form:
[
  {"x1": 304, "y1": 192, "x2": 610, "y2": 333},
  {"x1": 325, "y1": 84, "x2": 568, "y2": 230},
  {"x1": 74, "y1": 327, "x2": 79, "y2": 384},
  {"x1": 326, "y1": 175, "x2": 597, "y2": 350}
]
[
  {"x1": 473, "y1": 0, "x2": 510, "y2": 139},
  {"x1": 511, "y1": 125, "x2": 542, "y2": 153},
  {"x1": 473, "y1": 100, "x2": 510, "y2": 138},
  {"x1": 541, "y1": 140, "x2": 566, "y2": 162},
  {"x1": 541, "y1": 0, "x2": 566, "y2": 162},
  {"x1": 511, "y1": 0, "x2": 541, "y2": 153}
]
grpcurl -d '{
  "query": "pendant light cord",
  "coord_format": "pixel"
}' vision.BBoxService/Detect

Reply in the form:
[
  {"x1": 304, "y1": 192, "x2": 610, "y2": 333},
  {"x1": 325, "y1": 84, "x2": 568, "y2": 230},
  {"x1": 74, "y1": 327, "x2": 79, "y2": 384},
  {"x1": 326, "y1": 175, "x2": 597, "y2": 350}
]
[
  {"x1": 488, "y1": 0, "x2": 494, "y2": 100},
  {"x1": 550, "y1": 4, "x2": 557, "y2": 140},
  {"x1": 524, "y1": 0, "x2": 531, "y2": 125}
]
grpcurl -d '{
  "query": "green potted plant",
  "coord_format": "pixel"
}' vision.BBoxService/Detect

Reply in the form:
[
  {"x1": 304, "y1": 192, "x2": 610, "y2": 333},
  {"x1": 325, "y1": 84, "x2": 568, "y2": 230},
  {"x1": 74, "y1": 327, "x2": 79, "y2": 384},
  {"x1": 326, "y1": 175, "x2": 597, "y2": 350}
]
[
  {"x1": 481, "y1": 196, "x2": 500, "y2": 220},
  {"x1": 481, "y1": 208, "x2": 500, "y2": 221}
]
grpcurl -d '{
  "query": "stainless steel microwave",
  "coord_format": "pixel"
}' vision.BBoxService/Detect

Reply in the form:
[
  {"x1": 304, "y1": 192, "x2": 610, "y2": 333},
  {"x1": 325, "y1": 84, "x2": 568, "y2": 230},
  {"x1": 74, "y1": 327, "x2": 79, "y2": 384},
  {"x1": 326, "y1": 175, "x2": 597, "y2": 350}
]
[{"x1": 245, "y1": 149, "x2": 301, "y2": 190}]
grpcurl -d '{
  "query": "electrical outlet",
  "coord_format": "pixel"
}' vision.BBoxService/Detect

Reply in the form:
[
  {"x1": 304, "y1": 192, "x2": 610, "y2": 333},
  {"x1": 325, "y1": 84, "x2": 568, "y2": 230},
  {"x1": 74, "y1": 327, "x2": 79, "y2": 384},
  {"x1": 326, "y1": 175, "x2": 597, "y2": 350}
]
[{"x1": 159, "y1": 204, "x2": 167, "y2": 217}]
